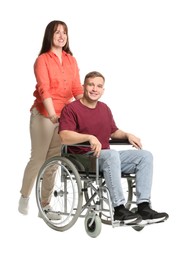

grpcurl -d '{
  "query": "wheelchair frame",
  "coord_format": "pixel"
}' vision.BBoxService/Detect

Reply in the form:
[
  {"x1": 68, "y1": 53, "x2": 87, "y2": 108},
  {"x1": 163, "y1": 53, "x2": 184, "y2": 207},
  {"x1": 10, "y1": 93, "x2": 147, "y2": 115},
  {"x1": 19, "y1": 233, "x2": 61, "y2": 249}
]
[{"x1": 35, "y1": 140, "x2": 150, "y2": 237}]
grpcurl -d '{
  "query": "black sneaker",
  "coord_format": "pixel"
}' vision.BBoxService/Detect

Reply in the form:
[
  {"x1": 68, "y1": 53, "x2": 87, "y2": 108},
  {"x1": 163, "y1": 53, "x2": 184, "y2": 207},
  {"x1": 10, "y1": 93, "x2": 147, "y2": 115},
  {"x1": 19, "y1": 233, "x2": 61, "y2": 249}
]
[
  {"x1": 114, "y1": 204, "x2": 141, "y2": 224},
  {"x1": 138, "y1": 202, "x2": 169, "y2": 224}
]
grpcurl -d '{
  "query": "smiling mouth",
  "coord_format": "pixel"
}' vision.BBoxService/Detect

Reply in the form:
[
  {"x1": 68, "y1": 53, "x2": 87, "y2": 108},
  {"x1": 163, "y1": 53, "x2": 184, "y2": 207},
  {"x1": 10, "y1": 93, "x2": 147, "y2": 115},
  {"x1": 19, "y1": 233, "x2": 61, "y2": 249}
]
[{"x1": 90, "y1": 93, "x2": 99, "y2": 97}]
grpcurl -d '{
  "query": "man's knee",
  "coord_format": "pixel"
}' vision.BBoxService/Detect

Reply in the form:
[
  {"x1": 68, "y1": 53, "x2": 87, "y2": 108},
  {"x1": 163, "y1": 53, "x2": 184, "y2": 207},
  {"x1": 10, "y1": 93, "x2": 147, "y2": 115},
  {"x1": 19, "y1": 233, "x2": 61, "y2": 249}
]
[
  {"x1": 141, "y1": 150, "x2": 153, "y2": 163},
  {"x1": 100, "y1": 149, "x2": 120, "y2": 164}
]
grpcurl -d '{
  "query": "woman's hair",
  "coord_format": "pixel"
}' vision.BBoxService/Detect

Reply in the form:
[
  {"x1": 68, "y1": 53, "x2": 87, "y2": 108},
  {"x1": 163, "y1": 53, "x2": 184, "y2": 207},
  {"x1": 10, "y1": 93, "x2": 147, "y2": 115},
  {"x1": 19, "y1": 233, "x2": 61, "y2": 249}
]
[
  {"x1": 38, "y1": 20, "x2": 73, "y2": 56},
  {"x1": 84, "y1": 71, "x2": 105, "y2": 84}
]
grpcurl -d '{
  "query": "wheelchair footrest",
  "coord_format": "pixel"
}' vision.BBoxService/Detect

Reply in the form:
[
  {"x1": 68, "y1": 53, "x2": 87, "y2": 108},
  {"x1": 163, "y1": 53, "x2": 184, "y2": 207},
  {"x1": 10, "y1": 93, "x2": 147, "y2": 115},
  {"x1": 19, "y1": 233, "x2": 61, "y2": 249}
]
[
  {"x1": 112, "y1": 220, "x2": 140, "y2": 227},
  {"x1": 113, "y1": 216, "x2": 168, "y2": 228}
]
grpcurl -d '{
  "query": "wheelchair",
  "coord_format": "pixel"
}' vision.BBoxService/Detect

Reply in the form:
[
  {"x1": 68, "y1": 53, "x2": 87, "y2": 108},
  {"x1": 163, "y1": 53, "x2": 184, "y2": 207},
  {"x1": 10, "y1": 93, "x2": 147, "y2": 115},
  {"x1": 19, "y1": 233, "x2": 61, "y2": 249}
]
[{"x1": 35, "y1": 140, "x2": 164, "y2": 238}]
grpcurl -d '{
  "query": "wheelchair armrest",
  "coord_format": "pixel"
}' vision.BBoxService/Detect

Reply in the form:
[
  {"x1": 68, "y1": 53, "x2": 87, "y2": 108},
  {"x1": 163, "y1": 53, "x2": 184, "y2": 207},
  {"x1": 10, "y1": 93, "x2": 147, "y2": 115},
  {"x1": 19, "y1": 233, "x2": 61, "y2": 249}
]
[
  {"x1": 71, "y1": 141, "x2": 91, "y2": 147},
  {"x1": 109, "y1": 139, "x2": 131, "y2": 145},
  {"x1": 64, "y1": 139, "x2": 131, "y2": 147}
]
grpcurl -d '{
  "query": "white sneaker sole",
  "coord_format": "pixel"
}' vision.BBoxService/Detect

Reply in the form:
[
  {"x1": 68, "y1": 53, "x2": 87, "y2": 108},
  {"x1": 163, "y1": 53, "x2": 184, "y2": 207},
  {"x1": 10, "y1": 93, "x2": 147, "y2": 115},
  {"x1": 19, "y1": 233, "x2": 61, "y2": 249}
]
[
  {"x1": 18, "y1": 208, "x2": 28, "y2": 215},
  {"x1": 38, "y1": 211, "x2": 62, "y2": 221},
  {"x1": 124, "y1": 218, "x2": 139, "y2": 224},
  {"x1": 139, "y1": 216, "x2": 166, "y2": 225}
]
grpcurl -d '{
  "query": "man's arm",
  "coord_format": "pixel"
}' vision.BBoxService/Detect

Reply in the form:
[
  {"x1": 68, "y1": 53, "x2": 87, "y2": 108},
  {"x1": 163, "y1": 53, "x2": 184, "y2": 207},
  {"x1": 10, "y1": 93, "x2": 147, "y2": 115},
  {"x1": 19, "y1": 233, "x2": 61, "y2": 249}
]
[
  {"x1": 111, "y1": 129, "x2": 142, "y2": 149},
  {"x1": 59, "y1": 130, "x2": 102, "y2": 157},
  {"x1": 60, "y1": 130, "x2": 91, "y2": 145}
]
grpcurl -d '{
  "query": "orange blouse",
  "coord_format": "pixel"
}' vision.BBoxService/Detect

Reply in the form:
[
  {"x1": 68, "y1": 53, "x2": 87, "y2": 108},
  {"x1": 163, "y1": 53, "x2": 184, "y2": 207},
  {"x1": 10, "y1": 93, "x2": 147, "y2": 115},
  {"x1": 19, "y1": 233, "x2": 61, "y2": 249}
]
[{"x1": 31, "y1": 51, "x2": 83, "y2": 117}]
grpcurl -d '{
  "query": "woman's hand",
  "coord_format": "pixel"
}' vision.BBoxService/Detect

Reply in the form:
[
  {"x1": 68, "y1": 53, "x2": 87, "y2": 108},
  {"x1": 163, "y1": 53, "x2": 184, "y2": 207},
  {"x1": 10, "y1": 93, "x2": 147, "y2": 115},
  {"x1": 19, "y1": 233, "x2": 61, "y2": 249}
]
[{"x1": 49, "y1": 114, "x2": 59, "y2": 124}]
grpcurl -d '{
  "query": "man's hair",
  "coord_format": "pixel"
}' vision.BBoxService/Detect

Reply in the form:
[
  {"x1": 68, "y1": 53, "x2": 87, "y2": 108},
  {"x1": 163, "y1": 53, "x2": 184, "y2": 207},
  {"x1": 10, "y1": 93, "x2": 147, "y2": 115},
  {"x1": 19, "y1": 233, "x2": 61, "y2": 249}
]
[{"x1": 84, "y1": 71, "x2": 105, "y2": 84}]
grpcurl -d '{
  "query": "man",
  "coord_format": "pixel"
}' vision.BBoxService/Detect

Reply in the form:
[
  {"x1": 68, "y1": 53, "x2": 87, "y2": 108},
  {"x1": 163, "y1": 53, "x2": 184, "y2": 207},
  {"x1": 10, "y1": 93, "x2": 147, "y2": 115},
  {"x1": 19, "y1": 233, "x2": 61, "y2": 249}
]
[{"x1": 59, "y1": 71, "x2": 169, "y2": 225}]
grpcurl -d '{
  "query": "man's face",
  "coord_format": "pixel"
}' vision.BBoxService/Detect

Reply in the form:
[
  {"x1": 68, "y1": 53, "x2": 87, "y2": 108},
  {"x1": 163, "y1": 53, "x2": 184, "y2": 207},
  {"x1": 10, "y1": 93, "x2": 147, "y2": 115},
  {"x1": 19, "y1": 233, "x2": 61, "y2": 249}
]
[{"x1": 84, "y1": 76, "x2": 105, "y2": 102}]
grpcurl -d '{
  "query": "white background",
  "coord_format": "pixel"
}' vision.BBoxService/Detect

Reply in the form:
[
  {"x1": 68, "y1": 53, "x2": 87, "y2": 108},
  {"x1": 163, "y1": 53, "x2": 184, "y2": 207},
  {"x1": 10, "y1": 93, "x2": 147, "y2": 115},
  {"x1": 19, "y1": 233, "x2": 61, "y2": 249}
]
[{"x1": 1, "y1": 0, "x2": 183, "y2": 259}]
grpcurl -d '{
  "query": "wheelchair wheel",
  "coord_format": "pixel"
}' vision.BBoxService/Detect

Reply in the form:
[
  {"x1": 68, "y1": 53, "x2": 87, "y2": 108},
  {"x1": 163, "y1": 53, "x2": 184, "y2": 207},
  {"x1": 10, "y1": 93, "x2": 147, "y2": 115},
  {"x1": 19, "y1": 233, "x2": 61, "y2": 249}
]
[
  {"x1": 36, "y1": 156, "x2": 83, "y2": 232},
  {"x1": 132, "y1": 223, "x2": 144, "y2": 231},
  {"x1": 85, "y1": 212, "x2": 102, "y2": 238}
]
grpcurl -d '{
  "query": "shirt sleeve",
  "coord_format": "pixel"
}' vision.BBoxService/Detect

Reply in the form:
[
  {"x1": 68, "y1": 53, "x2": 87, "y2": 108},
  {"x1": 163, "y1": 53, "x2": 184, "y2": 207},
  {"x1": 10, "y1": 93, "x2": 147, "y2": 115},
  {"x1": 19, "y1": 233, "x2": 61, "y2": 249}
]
[
  {"x1": 59, "y1": 104, "x2": 77, "y2": 132},
  {"x1": 70, "y1": 56, "x2": 84, "y2": 97},
  {"x1": 106, "y1": 105, "x2": 119, "y2": 133},
  {"x1": 34, "y1": 55, "x2": 51, "y2": 101}
]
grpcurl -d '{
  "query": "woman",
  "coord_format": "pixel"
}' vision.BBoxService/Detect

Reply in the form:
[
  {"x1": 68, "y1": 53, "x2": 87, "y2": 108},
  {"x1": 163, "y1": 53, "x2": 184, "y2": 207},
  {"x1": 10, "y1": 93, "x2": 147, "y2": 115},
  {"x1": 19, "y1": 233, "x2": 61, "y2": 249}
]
[{"x1": 18, "y1": 20, "x2": 83, "y2": 220}]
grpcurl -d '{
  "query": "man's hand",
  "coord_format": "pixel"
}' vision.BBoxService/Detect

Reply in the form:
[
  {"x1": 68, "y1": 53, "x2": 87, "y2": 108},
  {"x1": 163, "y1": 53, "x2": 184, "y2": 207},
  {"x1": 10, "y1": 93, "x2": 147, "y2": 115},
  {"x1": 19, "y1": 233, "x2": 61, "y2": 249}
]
[
  {"x1": 89, "y1": 136, "x2": 102, "y2": 157},
  {"x1": 127, "y1": 133, "x2": 142, "y2": 149}
]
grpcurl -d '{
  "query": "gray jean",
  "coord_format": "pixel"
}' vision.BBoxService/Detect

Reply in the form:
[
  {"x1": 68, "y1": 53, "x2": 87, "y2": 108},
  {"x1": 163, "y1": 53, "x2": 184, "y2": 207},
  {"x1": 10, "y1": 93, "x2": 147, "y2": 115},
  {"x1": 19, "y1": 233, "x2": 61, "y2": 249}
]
[{"x1": 98, "y1": 149, "x2": 153, "y2": 207}]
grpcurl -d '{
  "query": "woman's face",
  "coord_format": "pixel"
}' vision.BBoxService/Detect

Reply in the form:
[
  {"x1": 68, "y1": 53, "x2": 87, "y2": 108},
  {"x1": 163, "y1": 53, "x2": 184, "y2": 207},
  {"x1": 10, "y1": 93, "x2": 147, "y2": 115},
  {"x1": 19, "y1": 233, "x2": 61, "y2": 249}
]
[{"x1": 52, "y1": 24, "x2": 67, "y2": 49}]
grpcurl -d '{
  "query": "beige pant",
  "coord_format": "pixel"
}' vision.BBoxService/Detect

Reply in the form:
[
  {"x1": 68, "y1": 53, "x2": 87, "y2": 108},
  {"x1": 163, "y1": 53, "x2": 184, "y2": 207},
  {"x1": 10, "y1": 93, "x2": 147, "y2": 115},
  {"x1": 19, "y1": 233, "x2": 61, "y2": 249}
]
[{"x1": 20, "y1": 108, "x2": 61, "y2": 204}]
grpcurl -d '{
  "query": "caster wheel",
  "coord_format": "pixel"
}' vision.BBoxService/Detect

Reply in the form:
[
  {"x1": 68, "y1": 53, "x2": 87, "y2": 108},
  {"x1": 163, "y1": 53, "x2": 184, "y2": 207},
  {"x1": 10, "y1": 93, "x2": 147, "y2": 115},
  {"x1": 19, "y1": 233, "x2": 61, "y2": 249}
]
[{"x1": 85, "y1": 213, "x2": 102, "y2": 238}]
